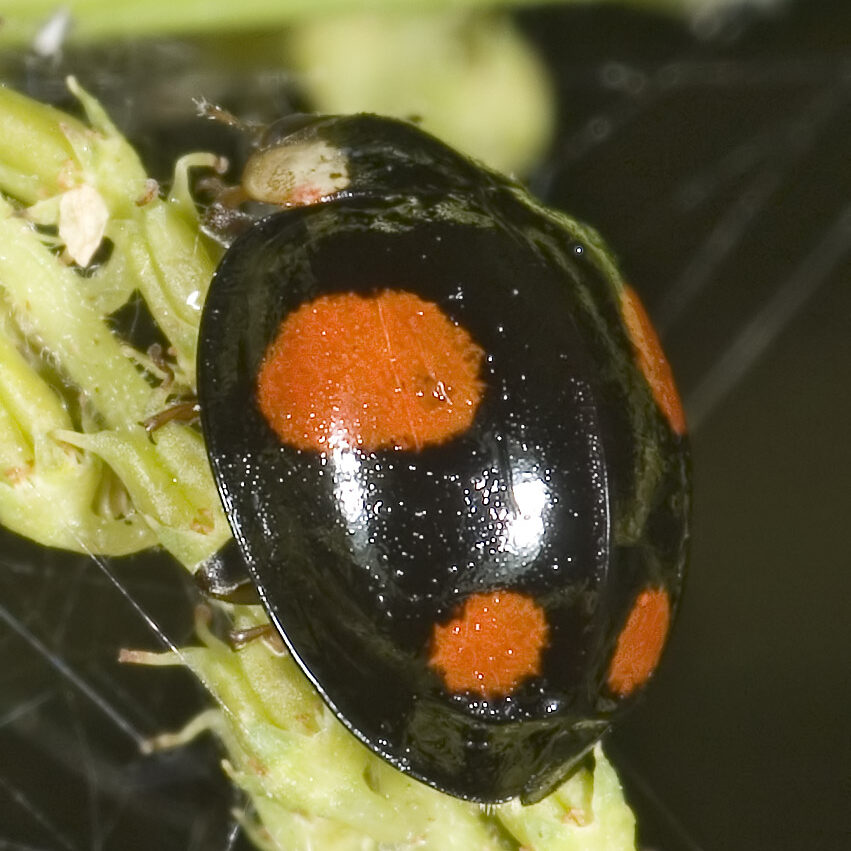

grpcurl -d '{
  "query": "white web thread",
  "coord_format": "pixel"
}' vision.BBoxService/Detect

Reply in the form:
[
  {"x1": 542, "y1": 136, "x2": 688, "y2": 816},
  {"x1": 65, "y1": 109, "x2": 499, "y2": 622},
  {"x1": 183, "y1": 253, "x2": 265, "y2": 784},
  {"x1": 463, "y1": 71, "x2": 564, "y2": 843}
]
[{"x1": 0, "y1": 477, "x2": 249, "y2": 847}]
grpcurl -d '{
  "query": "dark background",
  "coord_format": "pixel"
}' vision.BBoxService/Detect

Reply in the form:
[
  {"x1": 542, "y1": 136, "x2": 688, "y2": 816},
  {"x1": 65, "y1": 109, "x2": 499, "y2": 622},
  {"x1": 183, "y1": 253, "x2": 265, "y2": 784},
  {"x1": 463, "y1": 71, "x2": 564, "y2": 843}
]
[{"x1": 1, "y1": 1, "x2": 849, "y2": 849}]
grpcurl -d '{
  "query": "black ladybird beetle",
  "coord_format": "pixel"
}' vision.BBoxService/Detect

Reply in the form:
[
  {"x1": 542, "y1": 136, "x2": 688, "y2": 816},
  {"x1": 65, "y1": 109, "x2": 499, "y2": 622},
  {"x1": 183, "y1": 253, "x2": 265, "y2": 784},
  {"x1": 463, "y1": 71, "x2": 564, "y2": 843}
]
[{"x1": 196, "y1": 114, "x2": 690, "y2": 804}]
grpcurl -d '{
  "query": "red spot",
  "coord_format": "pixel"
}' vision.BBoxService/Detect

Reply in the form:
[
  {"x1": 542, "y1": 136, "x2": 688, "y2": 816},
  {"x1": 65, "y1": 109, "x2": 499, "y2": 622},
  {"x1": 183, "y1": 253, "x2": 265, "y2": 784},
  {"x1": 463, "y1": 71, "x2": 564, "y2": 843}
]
[
  {"x1": 607, "y1": 587, "x2": 671, "y2": 697},
  {"x1": 429, "y1": 591, "x2": 549, "y2": 697},
  {"x1": 290, "y1": 184, "x2": 325, "y2": 205},
  {"x1": 257, "y1": 290, "x2": 485, "y2": 452},
  {"x1": 620, "y1": 286, "x2": 686, "y2": 435}
]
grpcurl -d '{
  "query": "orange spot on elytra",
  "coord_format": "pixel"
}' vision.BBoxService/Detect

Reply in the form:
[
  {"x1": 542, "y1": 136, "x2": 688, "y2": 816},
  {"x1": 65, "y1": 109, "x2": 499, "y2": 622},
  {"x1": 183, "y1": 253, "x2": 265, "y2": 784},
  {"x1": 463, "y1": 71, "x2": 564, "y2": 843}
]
[
  {"x1": 620, "y1": 286, "x2": 686, "y2": 435},
  {"x1": 607, "y1": 587, "x2": 671, "y2": 697},
  {"x1": 257, "y1": 291, "x2": 485, "y2": 452},
  {"x1": 429, "y1": 590, "x2": 549, "y2": 697}
]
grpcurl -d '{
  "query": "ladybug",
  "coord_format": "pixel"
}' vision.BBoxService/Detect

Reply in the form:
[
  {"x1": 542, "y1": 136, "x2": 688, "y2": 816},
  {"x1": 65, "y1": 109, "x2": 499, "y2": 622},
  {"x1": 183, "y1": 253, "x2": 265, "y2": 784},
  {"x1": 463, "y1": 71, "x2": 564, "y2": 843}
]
[{"x1": 196, "y1": 114, "x2": 690, "y2": 803}]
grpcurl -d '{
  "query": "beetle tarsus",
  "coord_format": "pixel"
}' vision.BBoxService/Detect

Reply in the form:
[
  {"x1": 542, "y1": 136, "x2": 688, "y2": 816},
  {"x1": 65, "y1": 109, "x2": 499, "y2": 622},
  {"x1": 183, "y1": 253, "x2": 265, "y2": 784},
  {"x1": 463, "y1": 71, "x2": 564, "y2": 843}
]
[
  {"x1": 142, "y1": 400, "x2": 200, "y2": 434},
  {"x1": 228, "y1": 623, "x2": 279, "y2": 650}
]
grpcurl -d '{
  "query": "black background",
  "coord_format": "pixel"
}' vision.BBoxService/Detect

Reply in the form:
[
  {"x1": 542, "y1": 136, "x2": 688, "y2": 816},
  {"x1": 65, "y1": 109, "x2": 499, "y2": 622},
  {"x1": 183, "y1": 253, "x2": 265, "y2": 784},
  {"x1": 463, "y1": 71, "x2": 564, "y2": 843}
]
[
  {"x1": 1, "y1": 1, "x2": 849, "y2": 849},
  {"x1": 522, "y1": 3, "x2": 851, "y2": 850}
]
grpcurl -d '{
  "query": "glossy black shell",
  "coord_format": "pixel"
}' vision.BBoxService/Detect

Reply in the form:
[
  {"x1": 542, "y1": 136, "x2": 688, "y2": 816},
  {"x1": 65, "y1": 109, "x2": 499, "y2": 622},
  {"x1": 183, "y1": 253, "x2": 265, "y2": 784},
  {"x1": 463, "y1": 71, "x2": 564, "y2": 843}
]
[{"x1": 198, "y1": 115, "x2": 689, "y2": 803}]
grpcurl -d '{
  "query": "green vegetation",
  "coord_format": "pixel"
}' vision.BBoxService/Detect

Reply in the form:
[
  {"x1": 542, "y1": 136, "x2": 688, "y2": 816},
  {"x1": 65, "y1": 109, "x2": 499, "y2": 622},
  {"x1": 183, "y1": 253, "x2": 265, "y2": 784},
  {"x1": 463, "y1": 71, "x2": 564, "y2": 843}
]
[
  {"x1": 0, "y1": 0, "x2": 743, "y2": 45},
  {"x1": 0, "y1": 81, "x2": 229, "y2": 561},
  {"x1": 125, "y1": 606, "x2": 636, "y2": 849}
]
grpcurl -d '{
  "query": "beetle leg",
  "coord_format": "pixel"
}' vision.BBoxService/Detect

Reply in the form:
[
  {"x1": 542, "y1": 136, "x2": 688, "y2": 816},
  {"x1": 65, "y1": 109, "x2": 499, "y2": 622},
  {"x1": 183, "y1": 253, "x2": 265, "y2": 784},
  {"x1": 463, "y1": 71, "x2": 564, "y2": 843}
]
[
  {"x1": 228, "y1": 623, "x2": 272, "y2": 646},
  {"x1": 142, "y1": 400, "x2": 201, "y2": 433},
  {"x1": 194, "y1": 538, "x2": 259, "y2": 605},
  {"x1": 228, "y1": 623, "x2": 286, "y2": 654},
  {"x1": 200, "y1": 197, "x2": 257, "y2": 248}
]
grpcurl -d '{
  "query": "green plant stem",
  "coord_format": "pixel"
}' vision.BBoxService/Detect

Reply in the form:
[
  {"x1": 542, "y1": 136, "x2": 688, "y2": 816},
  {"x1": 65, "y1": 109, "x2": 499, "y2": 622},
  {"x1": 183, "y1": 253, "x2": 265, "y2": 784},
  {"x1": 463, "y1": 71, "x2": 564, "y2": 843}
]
[
  {"x1": 0, "y1": 80, "x2": 224, "y2": 562},
  {"x1": 2, "y1": 1, "x2": 562, "y2": 44}
]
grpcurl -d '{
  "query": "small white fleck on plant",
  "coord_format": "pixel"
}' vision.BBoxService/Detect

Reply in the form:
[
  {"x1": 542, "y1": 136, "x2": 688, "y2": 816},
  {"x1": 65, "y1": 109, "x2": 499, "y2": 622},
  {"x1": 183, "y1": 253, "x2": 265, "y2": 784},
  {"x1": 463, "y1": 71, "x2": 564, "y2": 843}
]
[{"x1": 58, "y1": 184, "x2": 109, "y2": 266}]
